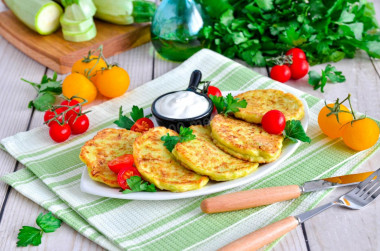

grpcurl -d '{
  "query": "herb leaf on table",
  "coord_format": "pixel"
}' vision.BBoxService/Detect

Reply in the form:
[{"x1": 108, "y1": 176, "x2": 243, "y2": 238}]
[
  {"x1": 308, "y1": 64, "x2": 346, "y2": 92},
  {"x1": 17, "y1": 212, "x2": 62, "y2": 247},
  {"x1": 22, "y1": 72, "x2": 62, "y2": 111}
]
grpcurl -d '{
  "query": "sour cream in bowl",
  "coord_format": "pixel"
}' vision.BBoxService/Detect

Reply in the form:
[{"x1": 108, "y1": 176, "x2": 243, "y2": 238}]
[{"x1": 151, "y1": 70, "x2": 213, "y2": 132}]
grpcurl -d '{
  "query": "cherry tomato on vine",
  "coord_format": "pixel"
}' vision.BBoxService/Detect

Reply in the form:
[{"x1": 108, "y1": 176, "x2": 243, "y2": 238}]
[
  {"x1": 117, "y1": 166, "x2": 141, "y2": 190},
  {"x1": 289, "y1": 59, "x2": 309, "y2": 80},
  {"x1": 60, "y1": 99, "x2": 80, "y2": 113},
  {"x1": 49, "y1": 123, "x2": 71, "y2": 143},
  {"x1": 108, "y1": 154, "x2": 134, "y2": 174},
  {"x1": 341, "y1": 118, "x2": 380, "y2": 151},
  {"x1": 261, "y1": 110, "x2": 286, "y2": 135},
  {"x1": 270, "y1": 65, "x2": 291, "y2": 83},
  {"x1": 318, "y1": 104, "x2": 353, "y2": 139},
  {"x1": 131, "y1": 118, "x2": 154, "y2": 133},
  {"x1": 44, "y1": 109, "x2": 63, "y2": 127},
  {"x1": 68, "y1": 114, "x2": 89, "y2": 135},
  {"x1": 286, "y1": 48, "x2": 306, "y2": 61}
]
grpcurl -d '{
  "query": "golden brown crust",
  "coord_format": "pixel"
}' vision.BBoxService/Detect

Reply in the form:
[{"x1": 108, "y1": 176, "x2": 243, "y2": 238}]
[
  {"x1": 234, "y1": 89, "x2": 304, "y2": 124},
  {"x1": 210, "y1": 115, "x2": 284, "y2": 163},
  {"x1": 172, "y1": 125, "x2": 258, "y2": 181},
  {"x1": 79, "y1": 128, "x2": 141, "y2": 187},
  {"x1": 133, "y1": 127, "x2": 209, "y2": 192}
]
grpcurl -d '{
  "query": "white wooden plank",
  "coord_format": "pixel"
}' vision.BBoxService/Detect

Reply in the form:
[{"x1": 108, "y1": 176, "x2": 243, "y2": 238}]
[
  {"x1": 300, "y1": 51, "x2": 380, "y2": 251},
  {"x1": 0, "y1": 187, "x2": 104, "y2": 251},
  {"x1": 0, "y1": 37, "x2": 46, "y2": 210}
]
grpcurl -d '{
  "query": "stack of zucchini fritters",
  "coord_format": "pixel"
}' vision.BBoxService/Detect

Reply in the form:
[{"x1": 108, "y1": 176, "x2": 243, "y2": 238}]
[{"x1": 80, "y1": 89, "x2": 304, "y2": 192}]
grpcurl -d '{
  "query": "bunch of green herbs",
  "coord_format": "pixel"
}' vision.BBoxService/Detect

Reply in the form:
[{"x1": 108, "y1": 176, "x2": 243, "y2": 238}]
[{"x1": 199, "y1": 0, "x2": 379, "y2": 66}]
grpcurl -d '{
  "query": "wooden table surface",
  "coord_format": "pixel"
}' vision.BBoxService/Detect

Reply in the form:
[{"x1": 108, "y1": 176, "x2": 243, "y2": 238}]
[{"x1": 0, "y1": 2, "x2": 379, "y2": 251}]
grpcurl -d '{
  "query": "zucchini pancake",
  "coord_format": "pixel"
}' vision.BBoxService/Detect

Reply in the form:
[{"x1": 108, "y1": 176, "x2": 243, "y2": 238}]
[
  {"x1": 210, "y1": 114, "x2": 284, "y2": 163},
  {"x1": 133, "y1": 127, "x2": 209, "y2": 192},
  {"x1": 172, "y1": 125, "x2": 258, "y2": 181},
  {"x1": 234, "y1": 89, "x2": 304, "y2": 124},
  {"x1": 79, "y1": 128, "x2": 141, "y2": 187}
]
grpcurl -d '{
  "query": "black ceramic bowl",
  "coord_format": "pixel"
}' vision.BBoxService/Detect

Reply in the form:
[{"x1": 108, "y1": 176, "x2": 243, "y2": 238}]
[{"x1": 151, "y1": 70, "x2": 213, "y2": 133}]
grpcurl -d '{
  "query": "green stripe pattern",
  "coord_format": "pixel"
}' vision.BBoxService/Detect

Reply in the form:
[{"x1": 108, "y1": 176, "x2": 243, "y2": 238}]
[{"x1": 1, "y1": 49, "x2": 380, "y2": 251}]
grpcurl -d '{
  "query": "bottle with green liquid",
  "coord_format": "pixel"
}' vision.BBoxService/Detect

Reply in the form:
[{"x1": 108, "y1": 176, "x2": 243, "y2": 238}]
[{"x1": 151, "y1": 0, "x2": 209, "y2": 62}]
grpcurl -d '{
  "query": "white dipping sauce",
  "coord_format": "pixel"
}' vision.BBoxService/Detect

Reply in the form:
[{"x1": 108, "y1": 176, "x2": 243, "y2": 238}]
[{"x1": 155, "y1": 91, "x2": 209, "y2": 119}]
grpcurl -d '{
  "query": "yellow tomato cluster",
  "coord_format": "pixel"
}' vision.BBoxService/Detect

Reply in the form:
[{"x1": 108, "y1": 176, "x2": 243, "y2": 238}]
[
  {"x1": 62, "y1": 54, "x2": 130, "y2": 105},
  {"x1": 318, "y1": 102, "x2": 379, "y2": 151}
]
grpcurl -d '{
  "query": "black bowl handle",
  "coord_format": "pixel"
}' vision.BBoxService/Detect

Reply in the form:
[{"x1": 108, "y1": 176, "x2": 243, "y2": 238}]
[{"x1": 186, "y1": 70, "x2": 202, "y2": 92}]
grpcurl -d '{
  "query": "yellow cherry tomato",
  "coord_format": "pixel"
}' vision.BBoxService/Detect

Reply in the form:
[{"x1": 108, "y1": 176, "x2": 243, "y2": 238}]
[
  {"x1": 72, "y1": 55, "x2": 107, "y2": 82},
  {"x1": 342, "y1": 118, "x2": 379, "y2": 151},
  {"x1": 318, "y1": 104, "x2": 353, "y2": 139},
  {"x1": 62, "y1": 73, "x2": 97, "y2": 105},
  {"x1": 95, "y1": 66, "x2": 130, "y2": 98}
]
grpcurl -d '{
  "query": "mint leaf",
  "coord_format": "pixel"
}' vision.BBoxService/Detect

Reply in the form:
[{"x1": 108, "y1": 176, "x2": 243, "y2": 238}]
[
  {"x1": 36, "y1": 212, "x2": 62, "y2": 233},
  {"x1": 130, "y1": 105, "x2": 144, "y2": 122},
  {"x1": 114, "y1": 106, "x2": 135, "y2": 129},
  {"x1": 17, "y1": 226, "x2": 42, "y2": 247},
  {"x1": 284, "y1": 120, "x2": 311, "y2": 143}
]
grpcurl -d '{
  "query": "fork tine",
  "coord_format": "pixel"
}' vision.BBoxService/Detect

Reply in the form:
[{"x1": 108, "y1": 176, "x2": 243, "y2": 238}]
[
  {"x1": 363, "y1": 180, "x2": 380, "y2": 200},
  {"x1": 356, "y1": 169, "x2": 380, "y2": 193},
  {"x1": 369, "y1": 185, "x2": 380, "y2": 200},
  {"x1": 359, "y1": 179, "x2": 380, "y2": 197}
]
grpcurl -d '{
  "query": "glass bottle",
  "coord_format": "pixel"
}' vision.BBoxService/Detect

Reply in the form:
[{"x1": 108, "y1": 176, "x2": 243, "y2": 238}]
[{"x1": 151, "y1": 0, "x2": 209, "y2": 62}]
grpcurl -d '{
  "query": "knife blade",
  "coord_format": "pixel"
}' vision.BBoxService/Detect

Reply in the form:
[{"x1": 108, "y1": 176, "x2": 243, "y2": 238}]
[
  {"x1": 302, "y1": 171, "x2": 374, "y2": 192},
  {"x1": 201, "y1": 171, "x2": 375, "y2": 214}
]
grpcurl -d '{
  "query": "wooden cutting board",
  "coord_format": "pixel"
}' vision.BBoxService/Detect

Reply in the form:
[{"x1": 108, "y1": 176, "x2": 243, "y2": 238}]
[{"x1": 0, "y1": 10, "x2": 151, "y2": 74}]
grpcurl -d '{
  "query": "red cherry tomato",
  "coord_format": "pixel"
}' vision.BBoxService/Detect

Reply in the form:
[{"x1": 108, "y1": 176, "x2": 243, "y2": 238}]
[
  {"x1": 270, "y1": 65, "x2": 291, "y2": 83},
  {"x1": 131, "y1": 118, "x2": 154, "y2": 133},
  {"x1": 61, "y1": 100, "x2": 80, "y2": 113},
  {"x1": 108, "y1": 154, "x2": 135, "y2": 174},
  {"x1": 68, "y1": 114, "x2": 89, "y2": 135},
  {"x1": 207, "y1": 86, "x2": 222, "y2": 97},
  {"x1": 49, "y1": 123, "x2": 71, "y2": 142},
  {"x1": 290, "y1": 59, "x2": 309, "y2": 80},
  {"x1": 117, "y1": 166, "x2": 141, "y2": 190},
  {"x1": 285, "y1": 48, "x2": 306, "y2": 61},
  {"x1": 44, "y1": 109, "x2": 64, "y2": 127},
  {"x1": 261, "y1": 110, "x2": 286, "y2": 135}
]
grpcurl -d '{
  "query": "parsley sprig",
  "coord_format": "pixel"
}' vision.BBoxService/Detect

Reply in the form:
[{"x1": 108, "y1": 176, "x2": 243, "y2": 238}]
[
  {"x1": 161, "y1": 127, "x2": 196, "y2": 152},
  {"x1": 122, "y1": 176, "x2": 156, "y2": 193},
  {"x1": 114, "y1": 105, "x2": 152, "y2": 129},
  {"x1": 209, "y1": 93, "x2": 247, "y2": 115},
  {"x1": 308, "y1": 64, "x2": 346, "y2": 93},
  {"x1": 284, "y1": 120, "x2": 311, "y2": 143},
  {"x1": 17, "y1": 212, "x2": 62, "y2": 247},
  {"x1": 22, "y1": 72, "x2": 62, "y2": 111}
]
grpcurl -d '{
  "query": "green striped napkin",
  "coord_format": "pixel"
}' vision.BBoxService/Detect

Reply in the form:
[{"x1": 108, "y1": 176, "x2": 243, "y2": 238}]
[{"x1": 1, "y1": 49, "x2": 379, "y2": 251}]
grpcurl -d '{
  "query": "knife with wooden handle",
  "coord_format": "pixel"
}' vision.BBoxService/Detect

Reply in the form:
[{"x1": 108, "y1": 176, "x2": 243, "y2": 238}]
[{"x1": 201, "y1": 171, "x2": 373, "y2": 213}]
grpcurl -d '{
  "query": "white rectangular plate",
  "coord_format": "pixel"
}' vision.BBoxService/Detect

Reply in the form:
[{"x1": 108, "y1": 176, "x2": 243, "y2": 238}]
[{"x1": 80, "y1": 90, "x2": 309, "y2": 200}]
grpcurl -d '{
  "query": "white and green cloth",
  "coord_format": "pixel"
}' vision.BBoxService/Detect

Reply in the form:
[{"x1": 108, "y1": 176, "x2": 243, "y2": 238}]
[{"x1": 1, "y1": 49, "x2": 379, "y2": 251}]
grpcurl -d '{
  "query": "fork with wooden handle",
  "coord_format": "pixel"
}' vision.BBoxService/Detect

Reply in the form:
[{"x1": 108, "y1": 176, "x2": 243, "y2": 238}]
[{"x1": 217, "y1": 168, "x2": 380, "y2": 251}]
